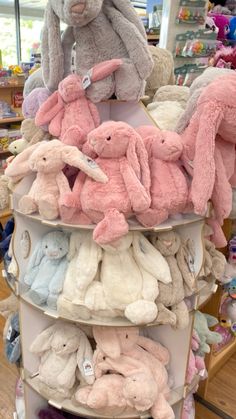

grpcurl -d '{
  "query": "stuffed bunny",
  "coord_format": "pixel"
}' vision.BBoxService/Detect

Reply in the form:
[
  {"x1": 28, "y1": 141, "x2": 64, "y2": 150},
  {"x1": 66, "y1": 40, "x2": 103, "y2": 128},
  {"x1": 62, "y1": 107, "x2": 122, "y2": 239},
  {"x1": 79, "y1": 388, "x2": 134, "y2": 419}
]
[
  {"x1": 176, "y1": 238, "x2": 197, "y2": 297},
  {"x1": 23, "y1": 68, "x2": 45, "y2": 98},
  {"x1": 91, "y1": 327, "x2": 174, "y2": 419},
  {"x1": 152, "y1": 231, "x2": 190, "y2": 329},
  {"x1": 193, "y1": 311, "x2": 222, "y2": 356},
  {"x1": 0, "y1": 175, "x2": 9, "y2": 210},
  {"x1": 186, "y1": 330, "x2": 206, "y2": 385},
  {"x1": 22, "y1": 87, "x2": 52, "y2": 132},
  {"x1": 5, "y1": 312, "x2": 21, "y2": 364},
  {"x1": 136, "y1": 126, "x2": 190, "y2": 228},
  {"x1": 60, "y1": 121, "x2": 151, "y2": 244},
  {"x1": 83, "y1": 232, "x2": 172, "y2": 324},
  {"x1": 153, "y1": 85, "x2": 190, "y2": 109},
  {"x1": 30, "y1": 321, "x2": 95, "y2": 401},
  {"x1": 23, "y1": 231, "x2": 69, "y2": 309},
  {"x1": 147, "y1": 101, "x2": 185, "y2": 132},
  {"x1": 40, "y1": 0, "x2": 153, "y2": 101},
  {"x1": 145, "y1": 46, "x2": 175, "y2": 102},
  {"x1": 35, "y1": 60, "x2": 122, "y2": 149},
  {"x1": 201, "y1": 238, "x2": 226, "y2": 281},
  {"x1": 9, "y1": 119, "x2": 50, "y2": 155},
  {"x1": 5, "y1": 140, "x2": 108, "y2": 220},
  {"x1": 57, "y1": 231, "x2": 102, "y2": 321}
]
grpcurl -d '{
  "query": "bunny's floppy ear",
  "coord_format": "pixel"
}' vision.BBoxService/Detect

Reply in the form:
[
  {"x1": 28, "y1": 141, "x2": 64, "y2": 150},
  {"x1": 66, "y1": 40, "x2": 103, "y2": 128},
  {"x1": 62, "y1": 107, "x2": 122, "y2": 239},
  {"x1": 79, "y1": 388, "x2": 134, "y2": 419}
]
[
  {"x1": 5, "y1": 142, "x2": 44, "y2": 180},
  {"x1": 26, "y1": 241, "x2": 45, "y2": 271},
  {"x1": 61, "y1": 146, "x2": 108, "y2": 183},
  {"x1": 188, "y1": 103, "x2": 223, "y2": 216},
  {"x1": 35, "y1": 91, "x2": 64, "y2": 130},
  {"x1": 126, "y1": 130, "x2": 151, "y2": 196},
  {"x1": 88, "y1": 59, "x2": 122, "y2": 84},
  {"x1": 93, "y1": 326, "x2": 121, "y2": 359},
  {"x1": 67, "y1": 232, "x2": 81, "y2": 261},
  {"x1": 41, "y1": 2, "x2": 64, "y2": 92},
  {"x1": 108, "y1": 0, "x2": 147, "y2": 39},
  {"x1": 30, "y1": 324, "x2": 56, "y2": 354},
  {"x1": 77, "y1": 330, "x2": 95, "y2": 384}
]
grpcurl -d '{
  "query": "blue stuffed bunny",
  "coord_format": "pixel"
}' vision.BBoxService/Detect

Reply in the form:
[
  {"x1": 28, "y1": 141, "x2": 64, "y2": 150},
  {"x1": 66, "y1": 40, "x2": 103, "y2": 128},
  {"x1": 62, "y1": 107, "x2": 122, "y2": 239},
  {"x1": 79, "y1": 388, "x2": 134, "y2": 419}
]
[
  {"x1": 23, "y1": 231, "x2": 69, "y2": 309},
  {"x1": 5, "y1": 312, "x2": 21, "y2": 364}
]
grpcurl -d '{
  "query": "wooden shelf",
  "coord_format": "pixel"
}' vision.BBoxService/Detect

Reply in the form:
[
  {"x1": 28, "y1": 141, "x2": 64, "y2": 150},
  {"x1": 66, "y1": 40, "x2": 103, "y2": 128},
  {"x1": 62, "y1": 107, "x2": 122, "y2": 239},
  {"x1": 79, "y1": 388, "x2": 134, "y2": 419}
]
[
  {"x1": 208, "y1": 337, "x2": 236, "y2": 380},
  {"x1": 0, "y1": 83, "x2": 24, "y2": 89},
  {"x1": 0, "y1": 207, "x2": 12, "y2": 219},
  {"x1": 0, "y1": 116, "x2": 23, "y2": 124}
]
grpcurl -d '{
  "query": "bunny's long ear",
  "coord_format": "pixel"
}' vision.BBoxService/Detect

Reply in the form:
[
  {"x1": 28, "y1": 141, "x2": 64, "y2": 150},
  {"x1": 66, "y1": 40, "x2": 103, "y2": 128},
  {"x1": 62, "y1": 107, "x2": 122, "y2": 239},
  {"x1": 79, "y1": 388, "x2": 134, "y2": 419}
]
[
  {"x1": 35, "y1": 91, "x2": 64, "y2": 128},
  {"x1": 127, "y1": 131, "x2": 151, "y2": 196},
  {"x1": 93, "y1": 326, "x2": 121, "y2": 359},
  {"x1": 5, "y1": 142, "x2": 43, "y2": 180},
  {"x1": 90, "y1": 59, "x2": 122, "y2": 83},
  {"x1": 30, "y1": 324, "x2": 55, "y2": 354},
  {"x1": 61, "y1": 147, "x2": 108, "y2": 183},
  {"x1": 75, "y1": 233, "x2": 102, "y2": 291},
  {"x1": 77, "y1": 330, "x2": 95, "y2": 384},
  {"x1": 26, "y1": 241, "x2": 45, "y2": 271},
  {"x1": 41, "y1": 2, "x2": 64, "y2": 92},
  {"x1": 109, "y1": 0, "x2": 147, "y2": 39},
  {"x1": 189, "y1": 103, "x2": 223, "y2": 216},
  {"x1": 67, "y1": 232, "x2": 81, "y2": 261}
]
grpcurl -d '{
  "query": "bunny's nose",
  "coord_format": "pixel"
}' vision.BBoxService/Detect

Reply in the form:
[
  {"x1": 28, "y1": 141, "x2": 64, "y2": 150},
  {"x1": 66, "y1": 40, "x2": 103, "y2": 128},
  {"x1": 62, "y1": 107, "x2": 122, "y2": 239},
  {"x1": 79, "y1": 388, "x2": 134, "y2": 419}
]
[
  {"x1": 71, "y1": 3, "x2": 86, "y2": 14},
  {"x1": 90, "y1": 138, "x2": 97, "y2": 146}
]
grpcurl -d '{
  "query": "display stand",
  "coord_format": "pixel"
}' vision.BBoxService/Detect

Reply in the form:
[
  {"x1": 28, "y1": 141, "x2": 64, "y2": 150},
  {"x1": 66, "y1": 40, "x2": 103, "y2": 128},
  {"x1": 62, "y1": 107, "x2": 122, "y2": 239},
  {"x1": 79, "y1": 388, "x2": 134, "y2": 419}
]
[{"x1": 10, "y1": 101, "x2": 215, "y2": 419}]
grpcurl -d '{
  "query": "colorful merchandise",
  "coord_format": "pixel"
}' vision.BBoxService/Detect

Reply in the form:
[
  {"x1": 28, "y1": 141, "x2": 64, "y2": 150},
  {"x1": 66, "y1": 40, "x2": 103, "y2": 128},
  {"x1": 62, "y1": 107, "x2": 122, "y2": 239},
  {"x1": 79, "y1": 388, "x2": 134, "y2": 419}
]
[
  {"x1": 193, "y1": 311, "x2": 222, "y2": 356},
  {"x1": 228, "y1": 16, "x2": 236, "y2": 40},
  {"x1": 209, "y1": 13, "x2": 230, "y2": 40}
]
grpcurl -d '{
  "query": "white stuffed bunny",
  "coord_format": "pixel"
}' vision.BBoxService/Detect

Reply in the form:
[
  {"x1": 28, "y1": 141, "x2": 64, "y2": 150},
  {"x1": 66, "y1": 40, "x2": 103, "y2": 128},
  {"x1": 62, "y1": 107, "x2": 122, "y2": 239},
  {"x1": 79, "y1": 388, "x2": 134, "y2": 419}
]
[
  {"x1": 84, "y1": 232, "x2": 172, "y2": 325},
  {"x1": 30, "y1": 321, "x2": 95, "y2": 401},
  {"x1": 57, "y1": 231, "x2": 102, "y2": 320}
]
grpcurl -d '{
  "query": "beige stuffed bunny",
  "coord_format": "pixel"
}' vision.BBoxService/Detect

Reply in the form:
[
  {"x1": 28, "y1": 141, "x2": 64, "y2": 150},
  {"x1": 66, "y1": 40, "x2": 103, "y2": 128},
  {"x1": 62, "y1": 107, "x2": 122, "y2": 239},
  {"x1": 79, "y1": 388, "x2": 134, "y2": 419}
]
[
  {"x1": 0, "y1": 175, "x2": 10, "y2": 210},
  {"x1": 30, "y1": 321, "x2": 94, "y2": 401},
  {"x1": 8, "y1": 119, "x2": 50, "y2": 156},
  {"x1": 176, "y1": 238, "x2": 197, "y2": 297},
  {"x1": 152, "y1": 231, "x2": 189, "y2": 329}
]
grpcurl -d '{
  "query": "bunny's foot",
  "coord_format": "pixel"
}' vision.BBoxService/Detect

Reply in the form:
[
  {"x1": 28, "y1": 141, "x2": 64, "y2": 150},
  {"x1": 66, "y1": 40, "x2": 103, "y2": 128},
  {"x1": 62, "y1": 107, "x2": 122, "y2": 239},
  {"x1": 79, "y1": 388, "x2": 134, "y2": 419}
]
[
  {"x1": 156, "y1": 303, "x2": 177, "y2": 326},
  {"x1": 19, "y1": 195, "x2": 37, "y2": 214},
  {"x1": 75, "y1": 385, "x2": 92, "y2": 405},
  {"x1": 93, "y1": 209, "x2": 129, "y2": 245},
  {"x1": 62, "y1": 126, "x2": 86, "y2": 149},
  {"x1": 125, "y1": 300, "x2": 158, "y2": 325},
  {"x1": 172, "y1": 301, "x2": 189, "y2": 330},
  {"x1": 28, "y1": 289, "x2": 48, "y2": 306},
  {"x1": 38, "y1": 195, "x2": 59, "y2": 220},
  {"x1": 137, "y1": 208, "x2": 168, "y2": 228}
]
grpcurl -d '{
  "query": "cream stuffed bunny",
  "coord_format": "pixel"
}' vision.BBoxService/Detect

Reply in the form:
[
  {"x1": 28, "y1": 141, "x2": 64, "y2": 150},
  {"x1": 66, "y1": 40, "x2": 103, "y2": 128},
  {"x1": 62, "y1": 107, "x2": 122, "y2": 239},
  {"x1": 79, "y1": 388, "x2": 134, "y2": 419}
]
[
  {"x1": 30, "y1": 321, "x2": 94, "y2": 401},
  {"x1": 0, "y1": 175, "x2": 9, "y2": 210},
  {"x1": 84, "y1": 232, "x2": 172, "y2": 325},
  {"x1": 8, "y1": 119, "x2": 50, "y2": 155},
  {"x1": 152, "y1": 231, "x2": 189, "y2": 329}
]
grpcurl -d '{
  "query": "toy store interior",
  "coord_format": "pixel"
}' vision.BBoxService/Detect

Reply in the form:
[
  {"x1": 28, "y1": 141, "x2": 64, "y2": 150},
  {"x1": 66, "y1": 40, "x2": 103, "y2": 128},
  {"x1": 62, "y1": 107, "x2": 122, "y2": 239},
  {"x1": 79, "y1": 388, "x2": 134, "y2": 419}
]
[{"x1": 1, "y1": 0, "x2": 236, "y2": 418}]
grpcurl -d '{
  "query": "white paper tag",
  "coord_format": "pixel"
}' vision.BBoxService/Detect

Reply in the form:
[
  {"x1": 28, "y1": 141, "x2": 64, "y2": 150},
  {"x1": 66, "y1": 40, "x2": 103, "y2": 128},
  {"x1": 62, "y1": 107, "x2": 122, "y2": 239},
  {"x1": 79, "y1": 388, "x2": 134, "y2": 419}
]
[
  {"x1": 211, "y1": 284, "x2": 218, "y2": 293},
  {"x1": 13, "y1": 412, "x2": 17, "y2": 419},
  {"x1": 82, "y1": 74, "x2": 91, "y2": 90},
  {"x1": 83, "y1": 359, "x2": 94, "y2": 376},
  {"x1": 2, "y1": 269, "x2": 7, "y2": 278},
  {"x1": 199, "y1": 369, "x2": 206, "y2": 378},
  {"x1": 7, "y1": 325, "x2": 13, "y2": 341}
]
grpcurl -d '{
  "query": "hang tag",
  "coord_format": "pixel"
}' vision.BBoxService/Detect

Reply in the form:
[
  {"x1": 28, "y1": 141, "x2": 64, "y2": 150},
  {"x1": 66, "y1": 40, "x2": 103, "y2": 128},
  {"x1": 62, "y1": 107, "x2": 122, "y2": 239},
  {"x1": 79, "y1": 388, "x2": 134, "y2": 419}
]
[
  {"x1": 231, "y1": 322, "x2": 236, "y2": 334},
  {"x1": 199, "y1": 369, "x2": 206, "y2": 378},
  {"x1": 2, "y1": 269, "x2": 7, "y2": 278},
  {"x1": 211, "y1": 284, "x2": 218, "y2": 293},
  {"x1": 82, "y1": 74, "x2": 91, "y2": 90},
  {"x1": 7, "y1": 325, "x2": 13, "y2": 341},
  {"x1": 83, "y1": 359, "x2": 94, "y2": 376}
]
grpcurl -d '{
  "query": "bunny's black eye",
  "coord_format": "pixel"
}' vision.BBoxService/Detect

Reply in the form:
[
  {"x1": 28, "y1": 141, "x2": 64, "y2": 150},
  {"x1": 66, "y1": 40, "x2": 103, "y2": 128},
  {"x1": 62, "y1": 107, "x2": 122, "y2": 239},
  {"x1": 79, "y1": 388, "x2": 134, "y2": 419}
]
[
  {"x1": 134, "y1": 396, "x2": 137, "y2": 399},
  {"x1": 103, "y1": 356, "x2": 106, "y2": 360},
  {"x1": 60, "y1": 248, "x2": 62, "y2": 251},
  {"x1": 45, "y1": 245, "x2": 48, "y2": 249},
  {"x1": 63, "y1": 344, "x2": 66, "y2": 347},
  {"x1": 126, "y1": 334, "x2": 128, "y2": 339},
  {"x1": 106, "y1": 136, "x2": 111, "y2": 141},
  {"x1": 161, "y1": 139, "x2": 165, "y2": 144},
  {"x1": 43, "y1": 157, "x2": 46, "y2": 161}
]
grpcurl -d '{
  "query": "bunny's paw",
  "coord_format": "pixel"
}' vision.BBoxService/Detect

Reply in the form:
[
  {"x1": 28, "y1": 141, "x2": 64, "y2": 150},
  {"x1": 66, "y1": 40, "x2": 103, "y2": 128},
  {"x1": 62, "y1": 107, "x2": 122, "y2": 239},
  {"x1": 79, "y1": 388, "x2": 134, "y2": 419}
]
[
  {"x1": 19, "y1": 196, "x2": 37, "y2": 214},
  {"x1": 93, "y1": 210, "x2": 129, "y2": 245},
  {"x1": 38, "y1": 196, "x2": 58, "y2": 220}
]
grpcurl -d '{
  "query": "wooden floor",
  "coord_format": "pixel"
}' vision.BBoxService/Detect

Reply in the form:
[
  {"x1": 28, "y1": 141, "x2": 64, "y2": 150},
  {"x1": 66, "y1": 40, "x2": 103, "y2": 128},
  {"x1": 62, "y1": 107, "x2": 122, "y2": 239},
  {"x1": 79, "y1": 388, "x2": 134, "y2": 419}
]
[{"x1": 0, "y1": 271, "x2": 19, "y2": 419}]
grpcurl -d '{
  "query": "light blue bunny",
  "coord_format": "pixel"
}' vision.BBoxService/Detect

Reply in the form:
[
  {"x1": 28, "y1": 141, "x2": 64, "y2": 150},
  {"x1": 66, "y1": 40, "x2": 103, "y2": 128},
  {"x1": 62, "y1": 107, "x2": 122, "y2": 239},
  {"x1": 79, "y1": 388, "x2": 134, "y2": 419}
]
[{"x1": 23, "y1": 231, "x2": 69, "y2": 309}]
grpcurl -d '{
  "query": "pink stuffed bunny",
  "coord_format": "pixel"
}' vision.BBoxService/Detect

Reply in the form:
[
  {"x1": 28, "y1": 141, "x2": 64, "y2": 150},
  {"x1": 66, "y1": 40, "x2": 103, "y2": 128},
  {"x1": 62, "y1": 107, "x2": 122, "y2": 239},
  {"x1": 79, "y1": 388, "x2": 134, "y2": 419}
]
[
  {"x1": 60, "y1": 121, "x2": 151, "y2": 244},
  {"x1": 35, "y1": 59, "x2": 122, "y2": 148},
  {"x1": 5, "y1": 140, "x2": 108, "y2": 220},
  {"x1": 135, "y1": 125, "x2": 190, "y2": 227},
  {"x1": 91, "y1": 327, "x2": 174, "y2": 419},
  {"x1": 181, "y1": 73, "x2": 236, "y2": 246},
  {"x1": 186, "y1": 330, "x2": 206, "y2": 385}
]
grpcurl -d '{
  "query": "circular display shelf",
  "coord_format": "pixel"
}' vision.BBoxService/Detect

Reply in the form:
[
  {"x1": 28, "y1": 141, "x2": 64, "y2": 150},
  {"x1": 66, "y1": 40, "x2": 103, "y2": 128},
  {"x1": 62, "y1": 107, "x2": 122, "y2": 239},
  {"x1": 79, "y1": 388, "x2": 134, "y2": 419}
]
[{"x1": 25, "y1": 374, "x2": 184, "y2": 419}]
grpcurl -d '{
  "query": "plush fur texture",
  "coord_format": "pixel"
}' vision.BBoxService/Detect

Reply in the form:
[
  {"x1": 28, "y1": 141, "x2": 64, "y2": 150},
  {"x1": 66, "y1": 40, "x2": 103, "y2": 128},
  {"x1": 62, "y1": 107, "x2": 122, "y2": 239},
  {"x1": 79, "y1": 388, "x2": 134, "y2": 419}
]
[
  {"x1": 152, "y1": 231, "x2": 189, "y2": 329},
  {"x1": 35, "y1": 60, "x2": 122, "y2": 148},
  {"x1": 30, "y1": 321, "x2": 94, "y2": 401},
  {"x1": 186, "y1": 330, "x2": 206, "y2": 385},
  {"x1": 145, "y1": 46, "x2": 175, "y2": 101},
  {"x1": 176, "y1": 238, "x2": 196, "y2": 297},
  {"x1": 5, "y1": 140, "x2": 108, "y2": 220},
  {"x1": 76, "y1": 327, "x2": 175, "y2": 419},
  {"x1": 23, "y1": 68, "x2": 45, "y2": 97},
  {"x1": 175, "y1": 67, "x2": 233, "y2": 134},
  {"x1": 193, "y1": 311, "x2": 222, "y2": 356},
  {"x1": 0, "y1": 175, "x2": 9, "y2": 210},
  {"x1": 147, "y1": 101, "x2": 185, "y2": 131},
  {"x1": 136, "y1": 126, "x2": 189, "y2": 227},
  {"x1": 9, "y1": 119, "x2": 49, "y2": 155},
  {"x1": 212, "y1": 46, "x2": 236, "y2": 70},
  {"x1": 180, "y1": 73, "x2": 236, "y2": 246},
  {"x1": 200, "y1": 238, "x2": 226, "y2": 280},
  {"x1": 153, "y1": 85, "x2": 190, "y2": 109},
  {"x1": 60, "y1": 121, "x2": 151, "y2": 244},
  {"x1": 23, "y1": 231, "x2": 69, "y2": 309},
  {"x1": 22, "y1": 87, "x2": 51, "y2": 132},
  {"x1": 41, "y1": 0, "x2": 153, "y2": 101}
]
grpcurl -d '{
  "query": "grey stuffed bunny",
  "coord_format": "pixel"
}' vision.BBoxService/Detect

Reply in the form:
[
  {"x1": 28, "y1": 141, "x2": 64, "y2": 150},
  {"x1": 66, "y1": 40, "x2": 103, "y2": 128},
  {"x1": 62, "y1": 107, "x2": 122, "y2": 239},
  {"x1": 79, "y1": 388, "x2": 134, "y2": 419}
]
[{"x1": 41, "y1": 0, "x2": 153, "y2": 102}]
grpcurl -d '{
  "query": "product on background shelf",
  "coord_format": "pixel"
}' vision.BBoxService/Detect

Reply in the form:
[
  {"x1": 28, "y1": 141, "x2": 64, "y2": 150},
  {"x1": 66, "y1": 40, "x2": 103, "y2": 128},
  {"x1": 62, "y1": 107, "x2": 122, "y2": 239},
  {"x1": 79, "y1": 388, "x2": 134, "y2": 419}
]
[
  {"x1": 175, "y1": 29, "x2": 218, "y2": 58},
  {"x1": 193, "y1": 311, "x2": 222, "y2": 356},
  {"x1": 209, "y1": 13, "x2": 230, "y2": 39},
  {"x1": 0, "y1": 175, "x2": 9, "y2": 210},
  {"x1": 177, "y1": 2, "x2": 207, "y2": 25},
  {"x1": 8, "y1": 118, "x2": 50, "y2": 156},
  {"x1": 40, "y1": 0, "x2": 154, "y2": 101},
  {"x1": 228, "y1": 16, "x2": 236, "y2": 39},
  {"x1": 35, "y1": 60, "x2": 122, "y2": 148},
  {"x1": 5, "y1": 312, "x2": 21, "y2": 364},
  {"x1": 174, "y1": 64, "x2": 208, "y2": 87},
  {"x1": 147, "y1": 100, "x2": 185, "y2": 131},
  {"x1": 211, "y1": 45, "x2": 236, "y2": 68},
  {"x1": 5, "y1": 140, "x2": 108, "y2": 221},
  {"x1": 153, "y1": 85, "x2": 190, "y2": 107}
]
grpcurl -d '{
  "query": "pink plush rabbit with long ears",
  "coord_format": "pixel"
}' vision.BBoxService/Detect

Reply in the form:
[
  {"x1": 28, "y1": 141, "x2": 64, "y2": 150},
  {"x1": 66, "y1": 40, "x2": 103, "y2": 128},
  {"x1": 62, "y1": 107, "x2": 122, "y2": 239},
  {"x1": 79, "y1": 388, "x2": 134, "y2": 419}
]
[
  {"x1": 60, "y1": 121, "x2": 151, "y2": 245},
  {"x1": 180, "y1": 73, "x2": 236, "y2": 247},
  {"x1": 35, "y1": 59, "x2": 122, "y2": 149},
  {"x1": 135, "y1": 125, "x2": 190, "y2": 228},
  {"x1": 5, "y1": 140, "x2": 108, "y2": 221}
]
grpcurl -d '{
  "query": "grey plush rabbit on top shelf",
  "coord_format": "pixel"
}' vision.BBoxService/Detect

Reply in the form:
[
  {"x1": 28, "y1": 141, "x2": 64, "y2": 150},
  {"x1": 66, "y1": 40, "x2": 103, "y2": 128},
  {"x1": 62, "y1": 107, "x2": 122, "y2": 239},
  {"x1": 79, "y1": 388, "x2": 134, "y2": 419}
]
[{"x1": 41, "y1": 0, "x2": 154, "y2": 102}]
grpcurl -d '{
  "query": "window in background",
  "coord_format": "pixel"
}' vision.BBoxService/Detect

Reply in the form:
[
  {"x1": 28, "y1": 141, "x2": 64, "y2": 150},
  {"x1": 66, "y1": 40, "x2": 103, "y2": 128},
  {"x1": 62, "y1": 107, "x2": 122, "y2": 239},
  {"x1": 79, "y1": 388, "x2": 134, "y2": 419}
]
[{"x1": 0, "y1": 0, "x2": 17, "y2": 66}]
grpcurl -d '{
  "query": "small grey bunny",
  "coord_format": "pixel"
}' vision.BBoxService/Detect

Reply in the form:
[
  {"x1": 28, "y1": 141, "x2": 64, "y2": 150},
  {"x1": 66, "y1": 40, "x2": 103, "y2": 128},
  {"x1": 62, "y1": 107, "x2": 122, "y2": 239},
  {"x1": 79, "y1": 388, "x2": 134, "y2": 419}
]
[{"x1": 41, "y1": 0, "x2": 154, "y2": 102}]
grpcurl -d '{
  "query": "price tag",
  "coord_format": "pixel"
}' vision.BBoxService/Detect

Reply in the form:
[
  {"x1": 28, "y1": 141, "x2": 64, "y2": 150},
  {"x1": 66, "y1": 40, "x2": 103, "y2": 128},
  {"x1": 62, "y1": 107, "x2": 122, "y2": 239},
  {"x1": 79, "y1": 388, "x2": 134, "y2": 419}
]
[
  {"x1": 199, "y1": 369, "x2": 206, "y2": 378},
  {"x1": 83, "y1": 359, "x2": 94, "y2": 376},
  {"x1": 7, "y1": 325, "x2": 13, "y2": 341}
]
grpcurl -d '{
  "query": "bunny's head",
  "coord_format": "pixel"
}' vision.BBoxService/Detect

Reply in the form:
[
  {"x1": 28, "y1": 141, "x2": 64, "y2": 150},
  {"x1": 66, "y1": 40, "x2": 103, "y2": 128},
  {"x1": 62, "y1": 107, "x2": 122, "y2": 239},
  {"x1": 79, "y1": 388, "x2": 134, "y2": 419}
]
[
  {"x1": 137, "y1": 125, "x2": 183, "y2": 161},
  {"x1": 152, "y1": 231, "x2": 181, "y2": 257},
  {"x1": 41, "y1": 231, "x2": 69, "y2": 260},
  {"x1": 100, "y1": 232, "x2": 133, "y2": 254},
  {"x1": 48, "y1": 0, "x2": 104, "y2": 27},
  {"x1": 58, "y1": 74, "x2": 84, "y2": 102},
  {"x1": 123, "y1": 372, "x2": 157, "y2": 411},
  {"x1": 93, "y1": 326, "x2": 140, "y2": 359}
]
